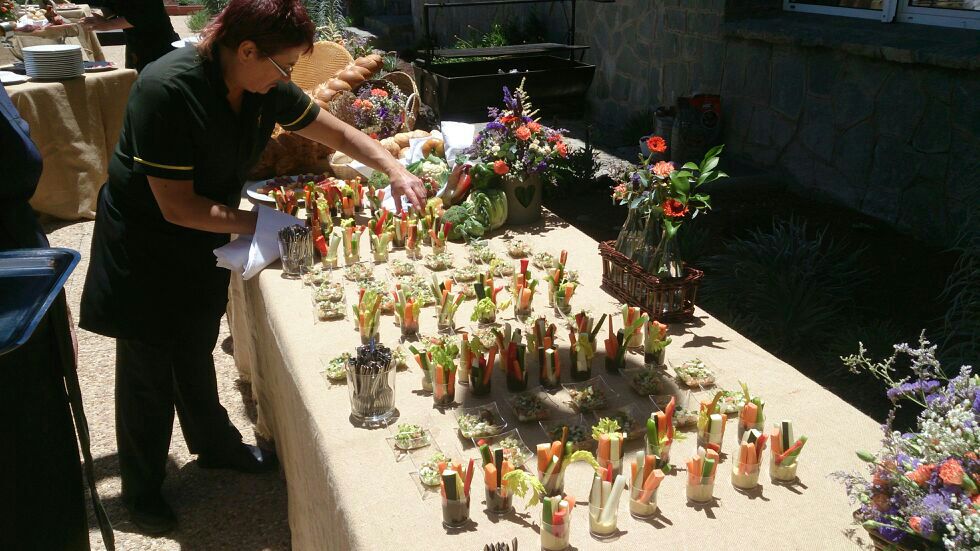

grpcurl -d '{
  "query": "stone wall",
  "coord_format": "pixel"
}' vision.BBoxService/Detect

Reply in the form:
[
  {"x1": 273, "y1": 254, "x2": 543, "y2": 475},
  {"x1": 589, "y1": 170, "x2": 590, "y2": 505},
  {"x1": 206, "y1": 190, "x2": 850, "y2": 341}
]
[{"x1": 571, "y1": 0, "x2": 979, "y2": 244}]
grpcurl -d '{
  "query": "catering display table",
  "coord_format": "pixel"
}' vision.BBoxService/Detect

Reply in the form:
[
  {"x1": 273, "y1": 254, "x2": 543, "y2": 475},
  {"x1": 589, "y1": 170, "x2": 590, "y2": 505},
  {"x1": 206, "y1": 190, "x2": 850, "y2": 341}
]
[
  {"x1": 0, "y1": 4, "x2": 106, "y2": 66},
  {"x1": 228, "y1": 205, "x2": 879, "y2": 550},
  {"x1": 4, "y1": 67, "x2": 136, "y2": 220}
]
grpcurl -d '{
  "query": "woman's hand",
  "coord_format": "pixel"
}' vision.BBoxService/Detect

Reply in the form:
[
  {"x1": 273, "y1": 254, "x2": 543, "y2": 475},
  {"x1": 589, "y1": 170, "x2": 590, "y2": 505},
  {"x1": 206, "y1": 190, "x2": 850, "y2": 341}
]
[
  {"x1": 81, "y1": 14, "x2": 131, "y2": 32},
  {"x1": 387, "y1": 165, "x2": 427, "y2": 214}
]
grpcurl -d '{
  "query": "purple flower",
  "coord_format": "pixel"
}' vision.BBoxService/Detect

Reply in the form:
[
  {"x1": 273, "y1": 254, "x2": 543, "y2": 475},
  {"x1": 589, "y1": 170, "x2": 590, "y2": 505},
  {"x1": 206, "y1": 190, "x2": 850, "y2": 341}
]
[
  {"x1": 877, "y1": 525, "x2": 906, "y2": 543},
  {"x1": 917, "y1": 516, "x2": 934, "y2": 538},
  {"x1": 485, "y1": 121, "x2": 506, "y2": 133},
  {"x1": 886, "y1": 380, "x2": 941, "y2": 401},
  {"x1": 973, "y1": 389, "x2": 979, "y2": 414}
]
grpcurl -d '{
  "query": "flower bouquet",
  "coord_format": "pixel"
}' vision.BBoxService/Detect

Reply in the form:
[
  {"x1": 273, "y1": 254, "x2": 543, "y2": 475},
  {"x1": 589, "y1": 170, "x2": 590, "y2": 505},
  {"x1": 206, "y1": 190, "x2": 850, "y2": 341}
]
[
  {"x1": 468, "y1": 79, "x2": 569, "y2": 225},
  {"x1": 348, "y1": 82, "x2": 408, "y2": 140},
  {"x1": 835, "y1": 335, "x2": 979, "y2": 550},
  {"x1": 611, "y1": 136, "x2": 726, "y2": 277}
]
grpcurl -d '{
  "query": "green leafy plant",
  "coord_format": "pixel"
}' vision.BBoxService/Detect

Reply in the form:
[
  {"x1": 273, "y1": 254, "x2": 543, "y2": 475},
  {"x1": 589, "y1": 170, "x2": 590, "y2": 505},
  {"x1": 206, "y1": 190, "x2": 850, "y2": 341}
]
[
  {"x1": 187, "y1": 8, "x2": 212, "y2": 33},
  {"x1": 939, "y1": 213, "x2": 980, "y2": 370},
  {"x1": 699, "y1": 217, "x2": 869, "y2": 356}
]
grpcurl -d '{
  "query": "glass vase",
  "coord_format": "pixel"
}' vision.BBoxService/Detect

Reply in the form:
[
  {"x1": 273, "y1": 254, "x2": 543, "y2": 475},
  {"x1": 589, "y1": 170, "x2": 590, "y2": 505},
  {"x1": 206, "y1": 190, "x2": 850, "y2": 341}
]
[
  {"x1": 614, "y1": 206, "x2": 647, "y2": 259},
  {"x1": 633, "y1": 215, "x2": 683, "y2": 278}
]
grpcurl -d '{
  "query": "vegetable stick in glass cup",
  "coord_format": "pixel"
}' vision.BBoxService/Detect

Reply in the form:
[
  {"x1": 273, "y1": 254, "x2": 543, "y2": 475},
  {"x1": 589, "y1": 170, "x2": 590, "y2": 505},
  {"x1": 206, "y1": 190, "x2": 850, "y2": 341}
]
[{"x1": 393, "y1": 286, "x2": 420, "y2": 337}]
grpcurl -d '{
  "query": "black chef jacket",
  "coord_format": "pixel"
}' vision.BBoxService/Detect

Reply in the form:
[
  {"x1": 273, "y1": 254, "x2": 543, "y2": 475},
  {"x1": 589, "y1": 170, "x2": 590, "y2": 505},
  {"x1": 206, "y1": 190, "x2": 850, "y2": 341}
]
[{"x1": 79, "y1": 45, "x2": 319, "y2": 341}]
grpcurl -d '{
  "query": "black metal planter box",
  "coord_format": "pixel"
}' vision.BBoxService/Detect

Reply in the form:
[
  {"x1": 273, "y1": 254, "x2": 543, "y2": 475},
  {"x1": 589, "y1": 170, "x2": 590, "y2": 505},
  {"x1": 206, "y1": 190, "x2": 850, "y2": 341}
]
[{"x1": 415, "y1": 55, "x2": 596, "y2": 123}]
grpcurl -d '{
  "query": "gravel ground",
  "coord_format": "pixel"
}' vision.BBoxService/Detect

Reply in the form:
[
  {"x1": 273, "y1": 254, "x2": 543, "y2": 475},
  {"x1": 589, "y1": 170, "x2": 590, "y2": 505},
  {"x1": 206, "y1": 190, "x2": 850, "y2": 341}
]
[
  {"x1": 44, "y1": 16, "x2": 291, "y2": 548},
  {"x1": 45, "y1": 220, "x2": 291, "y2": 551}
]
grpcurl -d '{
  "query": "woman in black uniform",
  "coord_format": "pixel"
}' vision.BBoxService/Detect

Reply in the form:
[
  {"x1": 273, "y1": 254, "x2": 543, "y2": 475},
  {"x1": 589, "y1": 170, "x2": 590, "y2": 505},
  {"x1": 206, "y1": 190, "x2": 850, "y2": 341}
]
[{"x1": 79, "y1": 0, "x2": 426, "y2": 535}]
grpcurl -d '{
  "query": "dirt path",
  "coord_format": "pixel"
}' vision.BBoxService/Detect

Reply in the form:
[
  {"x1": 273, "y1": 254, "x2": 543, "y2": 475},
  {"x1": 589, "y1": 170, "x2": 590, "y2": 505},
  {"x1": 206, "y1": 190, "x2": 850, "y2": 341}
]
[{"x1": 44, "y1": 218, "x2": 291, "y2": 550}]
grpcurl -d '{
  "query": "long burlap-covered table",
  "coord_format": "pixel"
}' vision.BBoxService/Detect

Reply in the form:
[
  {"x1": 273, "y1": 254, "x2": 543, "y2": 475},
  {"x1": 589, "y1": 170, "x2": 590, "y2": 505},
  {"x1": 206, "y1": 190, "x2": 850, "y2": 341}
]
[
  {"x1": 228, "y1": 206, "x2": 879, "y2": 550},
  {"x1": 5, "y1": 68, "x2": 136, "y2": 220}
]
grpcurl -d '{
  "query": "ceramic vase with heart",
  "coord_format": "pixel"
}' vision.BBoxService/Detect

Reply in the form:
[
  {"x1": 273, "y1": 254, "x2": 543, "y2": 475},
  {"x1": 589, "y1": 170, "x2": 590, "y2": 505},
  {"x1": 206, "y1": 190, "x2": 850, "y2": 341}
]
[{"x1": 502, "y1": 173, "x2": 542, "y2": 225}]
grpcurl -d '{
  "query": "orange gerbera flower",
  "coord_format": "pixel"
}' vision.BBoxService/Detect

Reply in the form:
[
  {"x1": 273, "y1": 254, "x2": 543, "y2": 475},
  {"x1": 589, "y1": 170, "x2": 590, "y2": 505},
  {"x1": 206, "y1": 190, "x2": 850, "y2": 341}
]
[
  {"x1": 515, "y1": 126, "x2": 532, "y2": 141},
  {"x1": 662, "y1": 198, "x2": 688, "y2": 218},
  {"x1": 493, "y1": 160, "x2": 510, "y2": 175},
  {"x1": 652, "y1": 161, "x2": 675, "y2": 177},
  {"x1": 370, "y1": 88, "x2": 388, "y2": 97},
  {"x1": 528, "y1": 121, "x2": 542, "y2": 133},
  {"x1": 646, "y1": 136, "x2": 667, "y2": 154},
  {"x1": 556, "y1": 142, "x2": 568, "y2": 157},
  {"x1": 499, "y1": 115, "x2": 517, "y2": 124}
]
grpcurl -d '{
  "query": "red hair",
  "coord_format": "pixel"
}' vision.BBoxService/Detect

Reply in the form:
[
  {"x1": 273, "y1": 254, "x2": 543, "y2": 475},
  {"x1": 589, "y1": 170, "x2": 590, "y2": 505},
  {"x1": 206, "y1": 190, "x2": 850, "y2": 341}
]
[{"x1": 197, "y1": 0, "x2": 315, "y2": 59}]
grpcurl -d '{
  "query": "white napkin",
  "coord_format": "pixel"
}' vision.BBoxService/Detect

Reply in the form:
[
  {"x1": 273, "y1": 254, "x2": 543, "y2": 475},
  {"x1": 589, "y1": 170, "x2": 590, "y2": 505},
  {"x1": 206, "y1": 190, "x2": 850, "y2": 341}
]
[
  {"x1": 213, "y1": 205, "x2": 300, "y2": 280},
  {"x1": 440, "y1": 121, "x2": 476, "y2": 165}
]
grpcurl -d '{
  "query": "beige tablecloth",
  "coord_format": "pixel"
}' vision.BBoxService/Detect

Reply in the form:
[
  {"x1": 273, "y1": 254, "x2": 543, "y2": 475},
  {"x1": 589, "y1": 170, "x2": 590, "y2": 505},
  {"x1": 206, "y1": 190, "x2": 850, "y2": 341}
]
[
  {"x1": 5, "y1": 68, "x2": 135, "y2": 220},
  {"x1": 228, "y1": 207, "x2": 880, "y2": 550}
]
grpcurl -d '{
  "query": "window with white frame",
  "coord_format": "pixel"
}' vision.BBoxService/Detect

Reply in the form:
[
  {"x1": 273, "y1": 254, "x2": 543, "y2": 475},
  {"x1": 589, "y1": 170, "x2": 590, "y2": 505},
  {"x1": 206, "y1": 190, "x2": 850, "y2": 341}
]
[{"x1": 785, "y1": 0, "x2": 980, "y2": 29}]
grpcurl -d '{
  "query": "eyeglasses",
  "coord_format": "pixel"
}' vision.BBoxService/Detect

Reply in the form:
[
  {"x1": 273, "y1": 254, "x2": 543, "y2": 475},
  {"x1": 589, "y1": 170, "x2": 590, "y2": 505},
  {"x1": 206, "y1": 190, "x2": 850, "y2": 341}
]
[{"x1": 267, "y1": 56, "x2": 293, "y2": 78}]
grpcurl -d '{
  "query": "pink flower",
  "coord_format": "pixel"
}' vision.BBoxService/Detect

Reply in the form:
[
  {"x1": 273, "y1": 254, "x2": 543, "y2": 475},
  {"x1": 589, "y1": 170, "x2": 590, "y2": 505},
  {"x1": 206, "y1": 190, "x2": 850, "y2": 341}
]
[
  {"x1": 493, "y1": 160, "x2": 509, "y2": 175},
  {"x1": 515, "y1": 126, "x2": 532, "y2": 141},
  {"x1": 652, "y1": 161, "x2": 674, "y2": 177}
]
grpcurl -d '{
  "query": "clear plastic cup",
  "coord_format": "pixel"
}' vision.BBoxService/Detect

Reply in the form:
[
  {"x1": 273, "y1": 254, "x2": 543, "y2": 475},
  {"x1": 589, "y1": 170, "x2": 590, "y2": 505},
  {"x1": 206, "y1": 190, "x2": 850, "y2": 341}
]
[
  {"x1": 537, "y1": 466, "x2": 565, "y2": 498},
  {"x1": 432, "y1": 382, "x2": 455, "y2": 408},
  {"x1": 437, "y1": 317, "x2": 455, "y2": 333},
  {"x1": 732, "y1": 461, "x2": 761, "y2": 490},
  {"x1": 485, "y1": 487, "x2": 512, "y2": 515},
  {"x1": 399, "y1": 319, "x2": 419, "y2": 338},
  {"x1": 359, "y1": 329, "x2": 379, "y2": 346},
  {"x1": 643, "y1": 348, "x2": 665, "y2": 368},
  {"x1": 770, "y1": 455, "x2": 799, "y2": 482},
  {"x1": 540, "y1": 518, "x2": 571, "y2": 551},
  {"x1": 441, "y1": 495, "x2": 470, "y2": 527},
  {"x1": 628, "y1": 484, "x2": 658, "y2": 519},
  {"x1": 514, "y1": 303, "x2": 532, "y2": 320},
  {"x1": 696, "y1": 427, "x2": 725, "y2": 453},
  {"x1": 569, "y1": 348, "x2": 593, "y2": 381},
  {"x1": 686, "y1": 476, "x2": 715, "y2": 503},
  {"x1": 589, "y1": 501, "x2": 620, "y2": 539}
]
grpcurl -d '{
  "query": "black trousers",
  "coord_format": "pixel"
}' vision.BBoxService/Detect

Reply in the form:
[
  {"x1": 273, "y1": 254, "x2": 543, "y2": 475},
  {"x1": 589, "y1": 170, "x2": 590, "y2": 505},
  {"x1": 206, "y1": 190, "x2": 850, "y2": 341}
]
[
  {"x1": 115, "y1": 317, "x2": 242, "y2": 503},
  {"x1": 0, "y1": 307, "x2": 89, "y2": 550}
]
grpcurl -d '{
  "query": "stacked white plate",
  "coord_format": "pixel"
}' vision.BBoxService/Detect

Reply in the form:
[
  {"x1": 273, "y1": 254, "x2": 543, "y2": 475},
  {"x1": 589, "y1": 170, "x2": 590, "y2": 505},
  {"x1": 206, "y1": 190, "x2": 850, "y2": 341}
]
[{"x1": 22, "y1": 44, "x2": 84, "y2": 80}]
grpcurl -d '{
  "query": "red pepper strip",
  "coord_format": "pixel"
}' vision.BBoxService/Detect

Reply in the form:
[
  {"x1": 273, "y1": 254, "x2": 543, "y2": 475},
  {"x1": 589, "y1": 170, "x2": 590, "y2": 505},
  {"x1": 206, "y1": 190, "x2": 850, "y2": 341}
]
[
  {"x1": 315, "y1": 234, "x2": 327, "y2": 256},
  {"x1": 453, "y1": 167, "x2": 472, "y2": 202}
]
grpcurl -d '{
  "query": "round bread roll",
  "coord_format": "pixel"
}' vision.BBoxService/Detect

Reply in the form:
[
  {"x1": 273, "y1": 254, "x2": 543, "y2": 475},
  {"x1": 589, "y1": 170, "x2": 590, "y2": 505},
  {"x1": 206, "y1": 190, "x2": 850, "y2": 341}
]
[
  {"x1": 379, "y1": 137, "x2": 401, "y2": 156},
  {"x1": 327, "y1": 78, "x2": 351, "y2": 92},
  {"x1": 398, "y1": 147, "x2": 410, "y2": 159}
]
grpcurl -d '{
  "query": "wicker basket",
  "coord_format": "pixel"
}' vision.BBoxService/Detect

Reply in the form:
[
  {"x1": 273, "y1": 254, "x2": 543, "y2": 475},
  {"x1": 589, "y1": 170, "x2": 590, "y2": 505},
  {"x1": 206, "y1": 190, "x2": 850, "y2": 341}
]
[
  {"x1": 292, "y1": 41, "x2": 353, "y2": 92},
  {"x1": 598, "y1": 240, "x2": 702, "y2": 322}
]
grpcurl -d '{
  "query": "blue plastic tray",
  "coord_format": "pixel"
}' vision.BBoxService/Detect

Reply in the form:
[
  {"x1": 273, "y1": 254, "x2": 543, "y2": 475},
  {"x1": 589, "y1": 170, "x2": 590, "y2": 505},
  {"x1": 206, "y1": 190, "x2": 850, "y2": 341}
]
[{"x1": 0, "y1": 248, "x2": 80, "y2": 356}]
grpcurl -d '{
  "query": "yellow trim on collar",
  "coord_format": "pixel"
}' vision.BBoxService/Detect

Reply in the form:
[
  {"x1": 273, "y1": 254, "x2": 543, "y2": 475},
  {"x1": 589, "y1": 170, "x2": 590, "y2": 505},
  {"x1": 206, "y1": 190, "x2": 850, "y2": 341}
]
[
  {"x1": 133, "y1": 156, "x2": 193, "y2": 171},
  {"x1": 282, "y1": 99, "x2": 314, "y2": 128}
]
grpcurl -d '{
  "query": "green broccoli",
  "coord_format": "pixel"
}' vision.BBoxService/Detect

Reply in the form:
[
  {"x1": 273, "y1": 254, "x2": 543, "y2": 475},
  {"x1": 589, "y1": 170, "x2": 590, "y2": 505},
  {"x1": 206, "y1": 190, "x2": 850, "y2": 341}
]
[
  {"x1": 368, "y1": 171, "x2": 390, "y2": 190},
  {"x1": 442, "y1": 205, "x2": 486, "y2": 241}
]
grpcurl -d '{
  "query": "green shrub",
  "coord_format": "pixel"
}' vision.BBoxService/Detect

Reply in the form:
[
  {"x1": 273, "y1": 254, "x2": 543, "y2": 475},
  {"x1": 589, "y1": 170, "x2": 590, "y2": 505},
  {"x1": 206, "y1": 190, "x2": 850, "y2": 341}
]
[
  {"x1": 939, "y1": 212, "x2": 980, "y2": 369},
  {"x1": 187, "y1": 8, "x2": 211, "y2": 33},
  {"x1": 698, "y1": 217, "x2": 869, "y2": 356}
]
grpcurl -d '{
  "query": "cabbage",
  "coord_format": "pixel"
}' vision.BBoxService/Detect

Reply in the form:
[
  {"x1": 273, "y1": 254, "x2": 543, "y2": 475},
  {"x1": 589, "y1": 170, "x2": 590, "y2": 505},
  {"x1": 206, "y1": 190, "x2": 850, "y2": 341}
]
[{"x1": 467, "y1": 189, "x2": 508, "y2": 231}]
